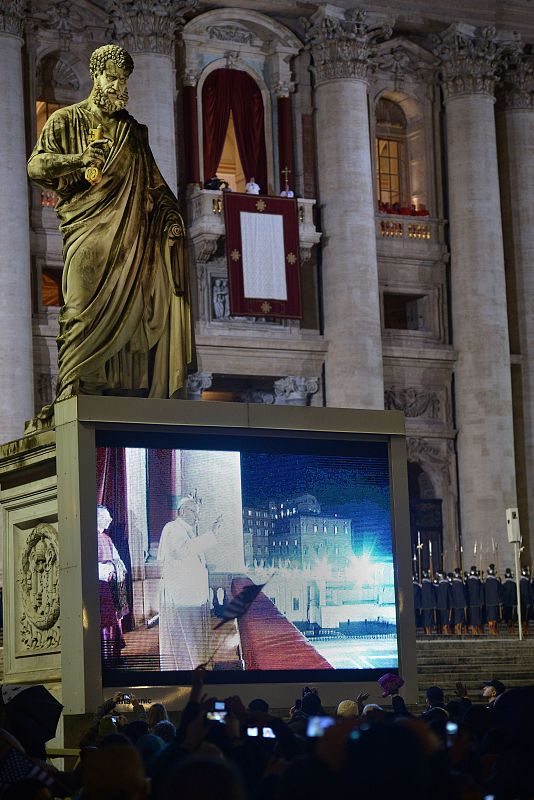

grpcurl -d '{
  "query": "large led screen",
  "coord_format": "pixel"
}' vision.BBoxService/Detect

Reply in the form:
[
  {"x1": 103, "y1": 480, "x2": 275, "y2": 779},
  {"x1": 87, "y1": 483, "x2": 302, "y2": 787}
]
[{"x1": 96, "y1": 434, "x2": 399, "y2": 683}]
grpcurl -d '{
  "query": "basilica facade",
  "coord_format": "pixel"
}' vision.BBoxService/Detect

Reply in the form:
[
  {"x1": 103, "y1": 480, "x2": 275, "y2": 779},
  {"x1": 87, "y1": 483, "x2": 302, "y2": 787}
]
[{"x1": 1, "y1": 0, "x2": 533, "y2": 573}]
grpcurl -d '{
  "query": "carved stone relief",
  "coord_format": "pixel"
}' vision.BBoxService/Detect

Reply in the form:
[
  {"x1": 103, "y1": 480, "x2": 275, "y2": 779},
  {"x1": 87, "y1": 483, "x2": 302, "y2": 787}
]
[
  {"x1": 207, "y1": 24, "x2": 255, "y2": 45},
  {"x1": 384, "y1": 387, "x2": 441, "y2": 419},
  {"x1": 36, "y1": 55, "x2": 80, "y2": 92},
  {"x1": 17, "y1": 523, "x2": 60, "y2": 652}
]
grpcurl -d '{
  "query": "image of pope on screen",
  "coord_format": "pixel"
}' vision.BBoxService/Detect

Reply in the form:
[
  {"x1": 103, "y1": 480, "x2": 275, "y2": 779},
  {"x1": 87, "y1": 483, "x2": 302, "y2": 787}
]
[
  {"x1": 157, "y1": 496, "x2": 222, "y2": 669},
  {"x1": 96, "y1": 443, "x2": 399, "y2": 676}
]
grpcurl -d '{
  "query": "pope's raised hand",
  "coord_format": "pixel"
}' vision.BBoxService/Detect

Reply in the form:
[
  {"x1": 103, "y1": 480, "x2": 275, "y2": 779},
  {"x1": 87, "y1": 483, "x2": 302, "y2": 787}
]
[{"x1": 211, "y1": 515, "x2": 223, "y2": 535}]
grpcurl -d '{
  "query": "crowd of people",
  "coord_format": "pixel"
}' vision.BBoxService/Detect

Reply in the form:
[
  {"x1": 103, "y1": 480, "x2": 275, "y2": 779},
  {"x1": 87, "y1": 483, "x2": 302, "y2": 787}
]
[
  {"x1": 414, "y1": 564, "x2": 534, "y2": 636},
  {"x1": 1, "y1": 667, "x2": 533, "y2": 800},
  {"x1": 377, "y1": 200, "x2": 430, "y2": 216}
]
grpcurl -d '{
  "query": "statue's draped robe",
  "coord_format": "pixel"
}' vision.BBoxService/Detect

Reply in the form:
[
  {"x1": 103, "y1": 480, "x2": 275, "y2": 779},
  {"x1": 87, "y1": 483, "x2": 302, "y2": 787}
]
[{"x1": 28, "y1": 102, "x2": 194, "y2": 401}]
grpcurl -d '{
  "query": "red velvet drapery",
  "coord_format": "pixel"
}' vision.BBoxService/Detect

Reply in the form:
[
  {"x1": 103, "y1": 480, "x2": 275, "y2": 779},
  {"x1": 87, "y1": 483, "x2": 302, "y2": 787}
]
[
  {"x1": 202, "y1": 69, "x2": 268, "y2": 192},
  {"x1": 96, "y1": 446, "x2": 133, "y2": 631}
]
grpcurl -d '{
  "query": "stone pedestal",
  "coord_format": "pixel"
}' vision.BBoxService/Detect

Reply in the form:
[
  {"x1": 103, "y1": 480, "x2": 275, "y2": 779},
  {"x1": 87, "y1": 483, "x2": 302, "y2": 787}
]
[
  {"x1": 307, "y1": 8, "x2": 391, "y2": 409},
  {"x1": 437, "y1": 25, "x2": 517, "y2": 568},
  {"x1": 0, "y1": 22, "x2": 35, "y2": 443}
]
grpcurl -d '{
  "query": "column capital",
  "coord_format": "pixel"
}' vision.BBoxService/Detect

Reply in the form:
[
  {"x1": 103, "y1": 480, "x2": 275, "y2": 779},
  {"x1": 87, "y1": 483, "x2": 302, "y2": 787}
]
[
  {"x1": 501, "y1": 54, "x2": 534, "y2": 110},
  {"x1": 304, "y1": 5, "x2": 393, "y2": 86},
  {"x1": 186, "y1": 371, "x2": 213, "y2": 399},
  {"x1": 433, "y1": 23, "x2": 520, "y2": 100},
  {"x1": 0, "y1": 0, "x2": 25, "y2": 40},
  {"x1": 108, "y1": 0, "x2": 198, "y2": 56},
  {"x1": 274, "y1": 376, "x2": 320, "y2": 406}
]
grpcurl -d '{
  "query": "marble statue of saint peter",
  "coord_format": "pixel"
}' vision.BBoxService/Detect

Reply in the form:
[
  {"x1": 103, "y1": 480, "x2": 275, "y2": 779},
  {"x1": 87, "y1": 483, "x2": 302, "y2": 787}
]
[{"x1": 28, "y1": 44, "x2": 194, "y2": 407}]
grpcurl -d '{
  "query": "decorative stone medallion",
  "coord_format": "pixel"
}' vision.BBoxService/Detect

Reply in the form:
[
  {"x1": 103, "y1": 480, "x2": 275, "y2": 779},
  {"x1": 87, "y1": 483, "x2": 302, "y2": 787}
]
[{"x1": 17, "y1": 522, "x2": 60, "y2": 651}]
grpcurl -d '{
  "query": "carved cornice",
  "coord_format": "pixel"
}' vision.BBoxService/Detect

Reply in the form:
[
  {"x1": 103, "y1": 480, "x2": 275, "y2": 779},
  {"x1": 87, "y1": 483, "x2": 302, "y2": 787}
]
[
  {"x1": 303, "y1": 7, "x2": 393, "y2": 86},
  {"x1": 107, "y1": 0, "x2": 198, "y2": 56},
  {"x1": 0, "y1": 0, "x2": 25, "y2": 39},
  {"x1": 207, "y1": 24, "x2": 255, "y2": 45},
  {"x1": 433, "y1": 23, "x2": 520, "y2": 100},
  {"x1": 501, "y1": 54, "x2": 534, "y2": 109}
]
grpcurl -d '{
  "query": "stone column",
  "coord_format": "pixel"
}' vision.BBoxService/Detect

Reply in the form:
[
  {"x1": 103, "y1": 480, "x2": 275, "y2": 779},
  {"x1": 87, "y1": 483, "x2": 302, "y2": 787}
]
[
  {"x1": 496, "y1": 57, "x2": 534, "y2": 554},
  {"x1": 0, "y1": 2, "x2": 34, "y2": 443},
  {"x1": 435, "y1": 25, "x2": 518, "y2": 568},
  {"x1": 306, "y1": 7, "x2": 391, "y2": 409},
  {"x1": 108, "y1": 1, "x2": 196, "y2": 191}
]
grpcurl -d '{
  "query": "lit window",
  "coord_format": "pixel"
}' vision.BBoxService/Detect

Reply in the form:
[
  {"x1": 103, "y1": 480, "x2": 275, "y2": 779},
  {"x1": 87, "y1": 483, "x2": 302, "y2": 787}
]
[
  {"x1": 41, "y1": 268, "x2": 63, "y2": 307},
  {"x1": 376, "y1": 138, "x2": 401, "y2": 206}
]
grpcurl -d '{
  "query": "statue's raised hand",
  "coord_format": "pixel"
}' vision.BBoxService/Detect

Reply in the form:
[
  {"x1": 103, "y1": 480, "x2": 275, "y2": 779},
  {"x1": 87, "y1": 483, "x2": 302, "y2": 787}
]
[{"x1": 81, "y1": 139, "x2": 112, "y2": 169}]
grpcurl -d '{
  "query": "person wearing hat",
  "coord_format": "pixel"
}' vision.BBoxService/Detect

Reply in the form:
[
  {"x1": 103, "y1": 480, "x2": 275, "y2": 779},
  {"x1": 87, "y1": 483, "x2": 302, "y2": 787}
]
[
  {"x1": 519, "y1": 566, "x2": 532, "y2": 637},
  {"x1": 421, "y1": 570, "x2": 436, "y2": 635},
  {"x1": 412, "y1": 574, "x2": 422, "y2": 630},
  {"x1": 436, "y1": 572, "x2": 452, "y2": 635},
  {"x1": 467, "y1": 565, "x2": 483, "y2": 635},
  {"x1": 451, "y1": 567, "x2": 467, "y2": 635},
  {"x1": 482, "y1": 679, "x2": 506, "y2": 708},
  {"x1": 484, "y1": 564, "x2": 502, "y2": 636},
  {"x1": 502, "y1": 568, "x2": 517, "y2": 633}
]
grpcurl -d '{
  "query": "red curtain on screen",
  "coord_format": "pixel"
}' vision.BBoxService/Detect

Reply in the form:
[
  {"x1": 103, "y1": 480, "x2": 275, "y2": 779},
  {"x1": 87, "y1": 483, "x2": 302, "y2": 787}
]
[
  {"x1": 202, "y1": 69, "x2": 268, "y2": 192},
  {"x1": 96, "y1": 446, "x2": 133, "y2": 631}
]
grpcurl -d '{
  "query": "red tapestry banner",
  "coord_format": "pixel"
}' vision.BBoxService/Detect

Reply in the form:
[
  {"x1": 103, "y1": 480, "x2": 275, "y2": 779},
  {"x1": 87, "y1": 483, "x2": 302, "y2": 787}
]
[{"x1": 224, "y1": 192, "x2": 302, "y2": 319}]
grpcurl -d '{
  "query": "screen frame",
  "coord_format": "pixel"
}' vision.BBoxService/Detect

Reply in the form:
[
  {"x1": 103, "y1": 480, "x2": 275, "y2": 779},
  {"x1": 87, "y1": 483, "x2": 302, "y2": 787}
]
[{"x1": 55, "y1": 396, "x2": 416, "y2": 713}]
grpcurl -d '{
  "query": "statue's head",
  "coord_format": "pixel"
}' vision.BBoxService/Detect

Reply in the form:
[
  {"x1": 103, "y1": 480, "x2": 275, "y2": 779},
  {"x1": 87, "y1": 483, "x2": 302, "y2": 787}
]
[{"x1": 89, "y1": 44, "x2": 134, "y2": 114}]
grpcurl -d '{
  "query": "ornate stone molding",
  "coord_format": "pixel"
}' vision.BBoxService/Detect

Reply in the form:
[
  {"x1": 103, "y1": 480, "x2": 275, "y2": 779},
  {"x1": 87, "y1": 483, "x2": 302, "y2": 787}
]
[
  {"x1": 303, "y1": 7, "x2": 393, "y2": 86},
  {"x1": 18, "y1": 523, "x2": 60, "y2": 651},
  {"x1": 433, "y1": 23, "x2": 520, "y2": 100},
  {"x1": 207, "y1": 24, "x2": 255, "y2": 45},
  {"x1": 274, "y1": 376, "x2": 319, "y2": 406},
  {"x1": 0, "y1": 0, "x2": 25, "y2": 38},
  {"x1": 384, "y1": 388, "x2": 441, "y2": 419},
  {"x1": 36, "y1": 54, "x2": 80, "y2": 92},
  {"x1": 501, "y1": 54, "x2": 534, "y2": 109},
  {"x1": 187, "y1": 371, "x2": 213, "y2": 399},
  {"x1": 407, "y1": 436, "x2": 453, "y2": 465},
  {"x1": 107, "y1": 0, "x2": 198, "y2": 56}
]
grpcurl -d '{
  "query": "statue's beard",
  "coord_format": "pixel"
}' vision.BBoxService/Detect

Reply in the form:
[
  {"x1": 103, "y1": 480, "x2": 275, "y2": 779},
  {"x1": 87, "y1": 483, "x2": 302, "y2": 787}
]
[{"x1": 92, "y1": 83, "x2": 128, "y2": 113}]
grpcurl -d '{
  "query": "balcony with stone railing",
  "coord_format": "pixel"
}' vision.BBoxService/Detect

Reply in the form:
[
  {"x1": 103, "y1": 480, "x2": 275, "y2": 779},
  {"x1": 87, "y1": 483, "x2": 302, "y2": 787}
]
[
  {"x1": 375, "y1": 213, "x2": 446, "y2": 259},
  {"x1": 187, "y1": 188, "x2": 321, "y2": 265}
]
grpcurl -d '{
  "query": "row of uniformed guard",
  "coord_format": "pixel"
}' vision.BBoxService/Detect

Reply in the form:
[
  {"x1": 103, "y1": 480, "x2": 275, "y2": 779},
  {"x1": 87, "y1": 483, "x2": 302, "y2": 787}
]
[{"x1": 413, "y1": 564, "x2": 534, "y2": 635}]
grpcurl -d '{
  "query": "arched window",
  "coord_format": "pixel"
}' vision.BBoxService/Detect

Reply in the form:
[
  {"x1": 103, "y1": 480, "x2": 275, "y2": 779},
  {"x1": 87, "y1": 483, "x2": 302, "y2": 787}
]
[
  {"x1": 202, "y1": 68, "x2": 268, "y2": 193},
  {"x1": 375, "y1": 98, "x2": 408, "y2": 209}
]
